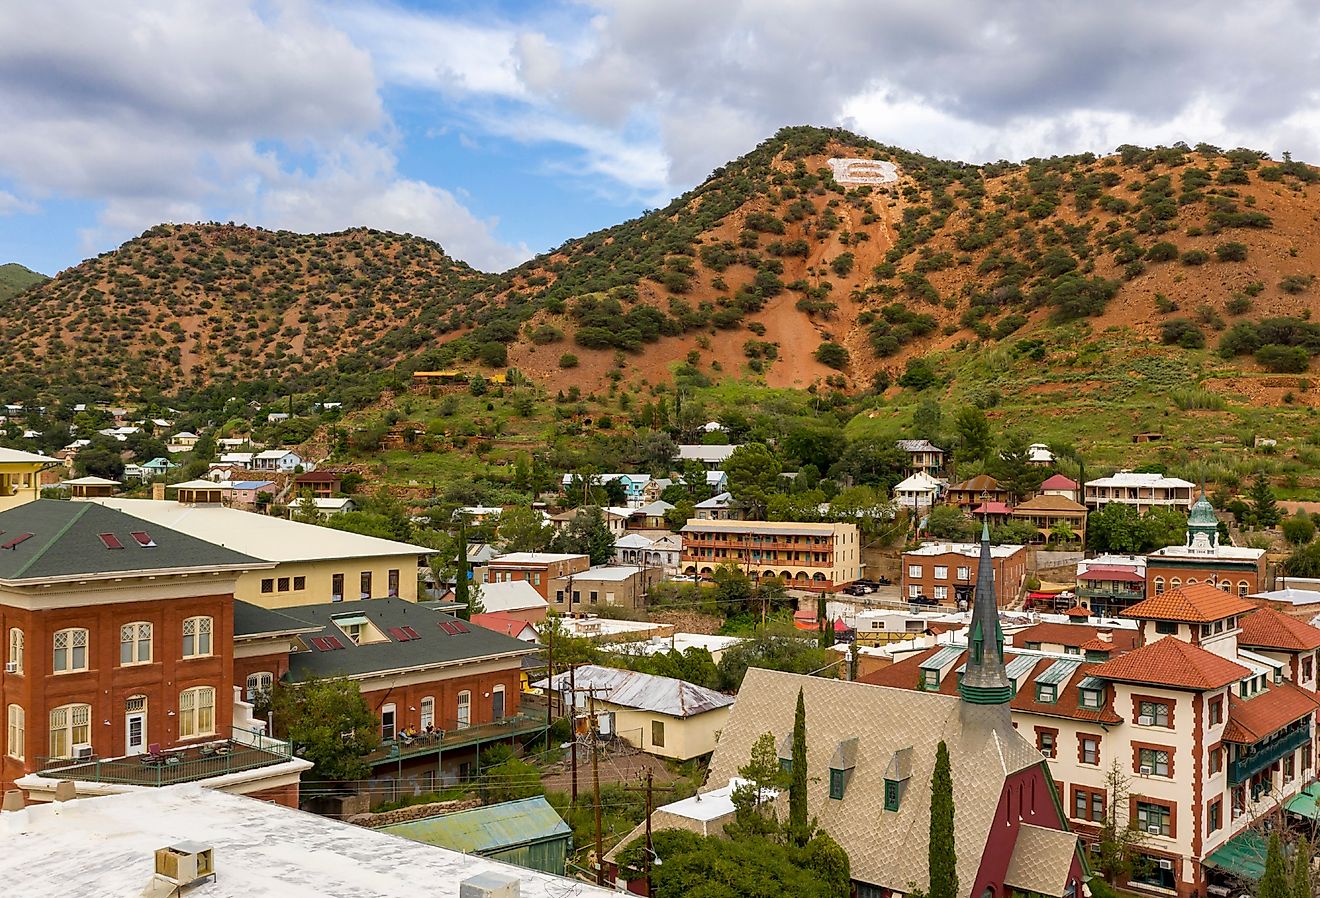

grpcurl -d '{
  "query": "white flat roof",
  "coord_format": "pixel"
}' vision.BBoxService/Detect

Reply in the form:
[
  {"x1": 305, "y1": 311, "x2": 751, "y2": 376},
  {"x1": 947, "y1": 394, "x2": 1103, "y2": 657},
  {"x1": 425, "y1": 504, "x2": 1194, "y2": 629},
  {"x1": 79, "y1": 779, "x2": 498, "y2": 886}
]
[
  {"x1": 90, "y1": 498, "x2": 431, "y2": 563},
  {"x1": 570, "y1": 565, "x2": 648, "y2": 581},
  {"x1": 479, "y1": 580, "x2": 549, "y2": 613},
  {"x1": 1085, "y1": 472, "x2": 1195, "y2": 489},
  {"x1": 489, "y1": 552, "x2": 586, "y2": 565},
  {"x1": 0, "y1": 784, "x2": 616, "y2": 898},
  {"x1": 659, "y1": 777, "x2": 767, "y2": 823},
  {"x1": 1250, "y1": 588, "x2": 1320, "y2": 606},
  {"x1": 906, "y1": 541, "x2": 1025, "y2": 558},
  {"x1": 604, "y1": 633, "x2": 745, "y2": 657},
  {"x1": 1148, "y1": 544, "x2": 1266, "y2": 561},
  {"x1": 0, "y1": 447, "x2": 56, "y2": 464}
]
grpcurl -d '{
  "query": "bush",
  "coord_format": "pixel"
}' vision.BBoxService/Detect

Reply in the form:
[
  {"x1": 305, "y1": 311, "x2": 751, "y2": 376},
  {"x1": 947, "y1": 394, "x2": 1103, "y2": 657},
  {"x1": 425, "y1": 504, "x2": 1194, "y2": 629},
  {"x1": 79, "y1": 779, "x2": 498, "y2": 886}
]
[
  {"x1": 814, "y1": 341, "x2": 850, "y2": 370},
  {"x1": 1256, "y1": 344, "x2": 1310, "y2": 373},
  {"x1": 1181, "y1": 249, "x2": 1210, "y2": 266},
  {"x1": 529, "y1": 324, "x2": 563, "y2": 344},
  {"x1": 1145, "y1": 242, "x2": 1179, "y2": 262},
  {"x1": 1215, "y1": 241, "x2": 1249, "y2": 262},
  {"x1": 898, "y1": 356, "x2": 938, "y2": 390},
  {"x1": 1283, "y1": 512, "x2": 1317, "y2": 545},
  {"x1": 1160, "y1": 319, "x2": 1205, "y2": 349},
  {"x1": 830, "y1": 252, "x2": 855, "y2": 276},
  {"x1": 558, "y1": 353, "x2": 579, "y2": 369},
  {"x1": 1226, "y1": 295, "x2": 1253, "y2": 315},
  {"x1": 1280, "y1": 274, "x2": 1316, "y2": 294}
]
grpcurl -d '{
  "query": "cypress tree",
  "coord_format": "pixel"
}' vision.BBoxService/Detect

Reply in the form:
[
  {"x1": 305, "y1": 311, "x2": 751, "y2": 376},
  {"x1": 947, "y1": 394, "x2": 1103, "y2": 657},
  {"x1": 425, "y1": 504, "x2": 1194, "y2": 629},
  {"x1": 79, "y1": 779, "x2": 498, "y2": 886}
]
[
  {"x1": 928, "y1": 740, "x2": 958, "y2": 898},
  {"x1": 454, "y1": 524, "x2": 471, "y2": 620},
  {"x1": 817, "y1": 594, "x2": 830, "y2": 648},
  {"x1": 788, "y1": 687, "x2": 809, "y2": 843},
  {"x1": 1261, "y1": 832, "x2": 1289, "y2": 898},
  {"x1": 1292, "y1": 838, "x2": 1312, "y2": 898}
]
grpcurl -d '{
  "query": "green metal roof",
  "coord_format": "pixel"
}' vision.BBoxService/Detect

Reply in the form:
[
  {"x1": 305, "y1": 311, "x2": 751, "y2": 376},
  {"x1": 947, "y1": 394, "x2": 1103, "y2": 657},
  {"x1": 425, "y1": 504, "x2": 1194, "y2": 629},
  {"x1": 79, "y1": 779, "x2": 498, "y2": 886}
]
[
  {"x1": 377, "y1": 796, "x2": 570, "y2": 853},
  {"x1": 1204, "y1": 828, "x2": 1269, "y2": 881},
  {"x1": 1286, "y1": 782, "x2": 1320, "y2": 820},
  {"x1": 1037, "y1": 659, "x2": 1082, "y2": 686},
  {"x1": 1188, "y1": 494, "x2": 1218, "y2": 526},
  {"x1": 920, "y1": 646, "x2": 964, "y2": 671}
]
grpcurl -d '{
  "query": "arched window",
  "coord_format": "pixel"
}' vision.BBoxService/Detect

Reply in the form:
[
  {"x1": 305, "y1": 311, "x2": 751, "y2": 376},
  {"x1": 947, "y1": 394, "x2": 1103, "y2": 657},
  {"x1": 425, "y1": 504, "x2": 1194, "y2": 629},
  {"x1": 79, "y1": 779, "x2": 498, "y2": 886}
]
[
  {"x1": 49, "y1": 703, "x2": 91, "y2": 758},
  {"x1": 52, "y1": 628, "x2": 88, "y2": 673},
  {"x1": 182, "y1": 616, "x2": 213, "y2": 658},
  {"x1": 419, "y1": 696, "x2": 435, "y2": 731},
  {"x1": 1153, "y1": 577, "x2": 1165, "y2": 595},
  {"x1": 7, "y1": 627, "x2": 22, "y2": 674},
  {"x1": 456, "y1": 691, "x2": 471, "y2": 729},
  {"x1": 6, "y1": 704, "x2": 23, "y2": 760},
  {"x1": 178, "y1": 686, "x2": 216, "y2": 739},
  {"x1": 1187, "y1": 578, "x2": 1198, "y2": 585},
  {"x1": 120, "y1": 621, "x2": 153, "y2": 665},
  {"x1": 1238, "y1": 581, "x2": 1250, "y2": 597},
  {"x1": 1170, "y1": 578, "x2": 1181, "y2": 590},
  {"x1": 245, "y1": 672, "x2": 272, "y2": 702}
]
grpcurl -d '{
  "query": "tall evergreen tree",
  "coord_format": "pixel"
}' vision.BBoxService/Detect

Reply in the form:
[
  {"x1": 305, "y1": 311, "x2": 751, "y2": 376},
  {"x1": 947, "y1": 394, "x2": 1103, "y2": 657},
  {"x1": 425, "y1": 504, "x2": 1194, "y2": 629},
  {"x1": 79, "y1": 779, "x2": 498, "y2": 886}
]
[
  {"x1": 789, "y1": 687, "x2": 809, "y2": 843},
  {"x1": 1250, "y1": 473, "x2": 1281, "y2": 527},
  {"x1": 1293, "y1": 837, "x2": 1313, "y2": 898},
  {"x1": 928, "y1": 740, "x2": 958, "y2": 898},
  {"x1": 817, "y1": 594, "x2": 830, "y2": 648},
  {"x1": 454, "y1": 524, "x2": 471, "y2": 620},
  {"x1": 1261, "y1": 832, "x2": 1289, "y2": 898}
]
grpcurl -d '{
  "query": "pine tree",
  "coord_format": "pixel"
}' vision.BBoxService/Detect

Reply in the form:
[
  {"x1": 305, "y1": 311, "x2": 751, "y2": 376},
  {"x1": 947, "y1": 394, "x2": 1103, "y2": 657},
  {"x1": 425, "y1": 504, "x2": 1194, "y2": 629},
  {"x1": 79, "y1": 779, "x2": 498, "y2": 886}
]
[
  {"x1": 1261, "y1": 832, "x2": 1289, "y2": 898},
  {"x1": 788, "y1": 687, "x2": 809, "y2": 843},
  {"x1": 817, "y1": 595, "x2": 830, "y2": 648},
  {"x1": 1250, "y1": 472, "x2": 1281, "y2": 528},
  {"x1": 1293, "y1": 838, "x2": 1312, "y2": 898},
  {"x1": 454, "y1": 524, "x2": 471, "y2": 620},
  {"x1": 928, "y1": 740, "x2": 958, "y2": 898}
]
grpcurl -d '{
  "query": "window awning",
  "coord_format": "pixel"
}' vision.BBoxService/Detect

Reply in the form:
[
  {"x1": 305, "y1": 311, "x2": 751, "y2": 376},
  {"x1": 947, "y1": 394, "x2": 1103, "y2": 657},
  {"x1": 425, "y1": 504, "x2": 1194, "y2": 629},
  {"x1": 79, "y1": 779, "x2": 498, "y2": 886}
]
[
  {"x1": 1203, "y1": 828, "x2": 1269, "y2": 881},
  {"x1": 330, "y1": 614, "x2": 369, "y2": 628},
  {"x1": 1286, "y1": 782, "x2": 1320, "y2": 820}
]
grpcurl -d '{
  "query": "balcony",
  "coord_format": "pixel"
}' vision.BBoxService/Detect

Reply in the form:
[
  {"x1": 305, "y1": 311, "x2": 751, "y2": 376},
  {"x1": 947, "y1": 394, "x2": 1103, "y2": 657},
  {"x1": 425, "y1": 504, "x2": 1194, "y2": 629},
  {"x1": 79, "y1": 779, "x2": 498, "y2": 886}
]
[
  {"x1": 1077, "y1": 586, "x2": 1145, "y2": 602},
  {"x1": 36, "y1": 727, "x2": 293, "y2": 788},
  {"x1": 364, "y1": 712, "x2": 546, "y2": 767},
  {"x1": 1229, "y1": 721, "x2": 1311, "y2": 785}
]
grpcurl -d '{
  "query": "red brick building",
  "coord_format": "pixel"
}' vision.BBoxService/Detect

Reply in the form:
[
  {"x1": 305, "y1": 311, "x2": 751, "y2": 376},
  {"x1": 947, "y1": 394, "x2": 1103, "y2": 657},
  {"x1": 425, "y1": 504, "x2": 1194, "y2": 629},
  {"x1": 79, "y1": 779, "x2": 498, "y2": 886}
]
[
  {"x1": 901, "y1": 539, "x2": 1028, "y2": 607},
  {"x1": 0, "y1": 500, "x2": 307, "y2": 804},
  {"x1": 486, "y1": 552, "x2": 589, "y2": 599}
]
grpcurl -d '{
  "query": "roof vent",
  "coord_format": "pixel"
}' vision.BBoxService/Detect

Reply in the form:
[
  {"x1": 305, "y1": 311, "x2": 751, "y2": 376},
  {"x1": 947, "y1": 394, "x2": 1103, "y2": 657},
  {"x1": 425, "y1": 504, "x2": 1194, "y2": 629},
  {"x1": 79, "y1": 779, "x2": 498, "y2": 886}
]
[
  {"x1": 153, "y1": 841, "x2": 215, "y2": 888},
  {"x1": 98, "y1": 533, "x2": 125, "y2": 550},
  {"x1": 459, "y1": 871, "x2": 520, "y2": 898},
  {"x1": 0, "y1": 533, "x2": 31, "y2": 550}
]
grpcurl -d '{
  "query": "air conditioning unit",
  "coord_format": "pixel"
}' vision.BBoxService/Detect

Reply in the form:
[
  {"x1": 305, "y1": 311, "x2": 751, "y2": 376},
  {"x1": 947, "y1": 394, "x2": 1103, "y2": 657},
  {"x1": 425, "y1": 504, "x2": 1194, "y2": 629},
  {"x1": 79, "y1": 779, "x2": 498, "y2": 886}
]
[
  {"x1": 1137, "y1": 715, "x2": 1155, "y2": 726},
  {"x1": 154, "y1": 841, "x2": 215, "y2": 886},
  {"x1": 1140, "y1": 765, "x2": 1153, "y2": 776},
  {"x1": 1148, "y1": 825, "x2": 1163, "y2": 835},
  {"x1": 72, "y1": 744, "x2": 93, "y2": 761},
  {"x1": 3, "y1": 662, "x2": 16, "y2": 674},
  {"x1": 1159, "y1": 859, "x2": 1174, "y2": 870},
  {"x1": 459, "y1": 870, "x2": 520, "y2": 898},
  {"x1": 1041, "y1": 748, "x2": 1054, "y2": 758}
]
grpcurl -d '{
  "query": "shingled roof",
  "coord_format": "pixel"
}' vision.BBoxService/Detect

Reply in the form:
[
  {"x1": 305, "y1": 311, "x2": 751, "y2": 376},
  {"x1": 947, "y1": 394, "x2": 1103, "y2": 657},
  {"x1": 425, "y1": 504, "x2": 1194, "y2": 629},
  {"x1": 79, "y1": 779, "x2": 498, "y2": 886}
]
[
  {"x1": 1121, "y1": 583, "x2": 1258, "y2": 624},
  {"x1": 1222, "y1": 682, "x2": 1320, "y2": 744},
  {"x1": 0, "y1": 499, "x2": 263, "y2": 583}
]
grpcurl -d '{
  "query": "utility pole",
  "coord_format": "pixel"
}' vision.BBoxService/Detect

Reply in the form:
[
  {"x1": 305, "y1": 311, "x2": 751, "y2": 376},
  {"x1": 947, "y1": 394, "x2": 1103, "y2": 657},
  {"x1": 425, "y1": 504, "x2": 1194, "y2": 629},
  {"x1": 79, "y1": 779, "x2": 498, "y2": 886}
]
[
  {"x1": 569, "y1": 663, "x2": 578, "y2": 804},
  {"x1": 545, "y1": 626, "x2": 554, "y2": 728},
  {"x1": 592, "y1": 714, "x2": 604, "y2": 886},
  {"x1": 644, "y1": 769, "x2": 654, "y2": 896}
]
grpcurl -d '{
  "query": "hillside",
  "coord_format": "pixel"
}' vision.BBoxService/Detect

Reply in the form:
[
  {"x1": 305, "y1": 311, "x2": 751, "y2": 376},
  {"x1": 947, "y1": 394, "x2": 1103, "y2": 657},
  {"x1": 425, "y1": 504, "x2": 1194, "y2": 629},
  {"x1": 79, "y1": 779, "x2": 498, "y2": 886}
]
[
  {"x1": 4, "y1": 127, "x2": 1320, "y2": 408},
  {"x1": 0, "y1": 226, "x2": 489, "y2": 402},
  {"x1": 0, "y1": 262, "x2": 47, "y2": 302}
]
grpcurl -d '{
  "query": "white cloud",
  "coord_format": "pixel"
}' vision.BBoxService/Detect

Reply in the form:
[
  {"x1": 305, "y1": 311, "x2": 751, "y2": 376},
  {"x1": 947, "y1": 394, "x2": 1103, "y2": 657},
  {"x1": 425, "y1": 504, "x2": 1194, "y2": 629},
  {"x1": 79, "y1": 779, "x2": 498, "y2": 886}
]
[{"x1": 0, "y1": 190, "x2": 36, "y2": 216}]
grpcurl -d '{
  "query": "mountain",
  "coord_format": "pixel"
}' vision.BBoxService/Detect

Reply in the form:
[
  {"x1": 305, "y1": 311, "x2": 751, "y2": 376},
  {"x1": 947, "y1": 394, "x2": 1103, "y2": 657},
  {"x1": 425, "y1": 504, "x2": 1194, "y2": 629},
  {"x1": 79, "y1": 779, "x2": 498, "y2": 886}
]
[
  {"x1": 4, "y1": 127, "x2": 1320, "y2": 407},
  {"x1": 0, "y1": 262, "x2": 48, "y2": 302}
]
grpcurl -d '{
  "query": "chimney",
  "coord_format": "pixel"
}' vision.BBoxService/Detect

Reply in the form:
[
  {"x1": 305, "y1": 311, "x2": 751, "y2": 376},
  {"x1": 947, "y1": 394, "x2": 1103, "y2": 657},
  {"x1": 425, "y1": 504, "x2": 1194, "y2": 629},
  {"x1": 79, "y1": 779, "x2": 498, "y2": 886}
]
[
  {"x1": 152, "y1": 483, "x2": 166, "y2": 501},
  {"x1": 459, "y1": 871, "x2": 521, "y2": 898},
  {"x1": 1097, "y1": 628, "x2": 1113, "y2": 643}
]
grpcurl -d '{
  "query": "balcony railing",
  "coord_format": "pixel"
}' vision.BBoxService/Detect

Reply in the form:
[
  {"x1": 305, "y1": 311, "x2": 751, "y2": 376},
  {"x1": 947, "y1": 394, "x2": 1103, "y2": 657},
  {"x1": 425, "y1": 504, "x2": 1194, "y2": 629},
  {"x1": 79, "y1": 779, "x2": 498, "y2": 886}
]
[
  {"x1": 364, "y1": 712, "x2": 545, "y2": 767},
  {"x1": 37, "y1": 727, "x2": 293, "y2": 787},
  {"x1": 1229, "y1": 721, "x2": 1311, "y2": 785},
  {"x1": 1077, "y1": 586, "x2": 1145, "y2": 601}
]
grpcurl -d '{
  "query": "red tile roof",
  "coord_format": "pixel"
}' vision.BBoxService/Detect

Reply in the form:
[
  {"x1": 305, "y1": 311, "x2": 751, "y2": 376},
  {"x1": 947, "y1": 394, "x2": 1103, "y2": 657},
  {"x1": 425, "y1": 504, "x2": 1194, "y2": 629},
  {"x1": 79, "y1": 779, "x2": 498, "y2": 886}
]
[
  {"x1": 1221, "y1": 682, "x2": 1320, "y2": 743},
  {"x1": 1238, "y1": 605, "x2": 1320, "y2": 652},
  {"x1": 1087, "y1": 636, "x2": 1249, "y2": 690},
  {"x1": 1064, "y1": 605, "x2": 1091, "y2": 618},
  {"x1": 1121, "y1": 583, "x2": 1258, "y2": 624},
  {"x1": 973, "y1": 501, "x2": 1014, "y2": 515},
  {"x1": 1079, "y1": 566, "x2": 1145, "y2": 584},
  {"x1": 1040, "y1": 474, "x2": 1079, "y2": 490},
  {"x1": 1012, "y1": 621, "x2": 1139, "y2": 652},
  {"x1": 469, "y1": 612, "x2": 535, "y2": 639}
]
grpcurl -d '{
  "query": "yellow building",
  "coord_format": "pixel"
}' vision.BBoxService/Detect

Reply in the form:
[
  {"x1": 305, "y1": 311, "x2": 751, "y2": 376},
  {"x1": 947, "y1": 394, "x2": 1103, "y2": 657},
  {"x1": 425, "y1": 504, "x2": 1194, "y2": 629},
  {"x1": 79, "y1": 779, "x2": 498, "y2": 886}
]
[
  {"x1": 0, "y1": 447, "x2": 57, "y2": 511},
  {"x1": 679, "y1": 518, "x2": 862, "y2": 590},
  {"x1": 91, "y1": 496, "x2": 432, "y2": 609}
]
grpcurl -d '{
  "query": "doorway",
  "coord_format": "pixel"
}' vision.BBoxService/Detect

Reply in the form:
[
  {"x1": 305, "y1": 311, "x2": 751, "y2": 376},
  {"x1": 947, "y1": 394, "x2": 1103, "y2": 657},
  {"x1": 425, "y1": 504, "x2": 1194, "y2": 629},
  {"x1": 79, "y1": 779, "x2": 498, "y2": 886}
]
[{"x1": 125, "y1": 696, "x2": 147, "y2": 756}]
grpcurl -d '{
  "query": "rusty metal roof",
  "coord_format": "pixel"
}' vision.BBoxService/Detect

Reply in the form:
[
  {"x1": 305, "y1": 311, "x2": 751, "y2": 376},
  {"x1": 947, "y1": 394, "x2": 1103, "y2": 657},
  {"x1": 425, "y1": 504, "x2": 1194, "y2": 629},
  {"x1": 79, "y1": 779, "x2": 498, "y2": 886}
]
[{"x1": 538, "y1": 665, "x2": 734, "y2": 717}]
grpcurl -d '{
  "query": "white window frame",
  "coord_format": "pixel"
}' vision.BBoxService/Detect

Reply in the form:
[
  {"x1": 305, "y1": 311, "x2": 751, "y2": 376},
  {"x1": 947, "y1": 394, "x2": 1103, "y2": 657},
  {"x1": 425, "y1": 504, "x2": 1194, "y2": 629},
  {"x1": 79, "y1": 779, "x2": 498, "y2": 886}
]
[
  {"x1": 492, "y1": 685, "x2": 506, "y2": 720},
  {"x1": 245, "y1": 672, "x2": 273, "y2": 702},
  {"x1": 7, "y1": 627, "x2": 22, "y2": 674},
  {"x1": 457, "y1": 690, "x2": 471, "y2": 729},
  {"x1": 419, "y1": 696, "x2": 435, "y2": 731},
  {"x1": 908, "y1": 585, "x2": 921, "y2": 599},
  {"x1": 933, "y1": 565, "x2": 948, "y2": 580},
  {"x1": 933, "y1": 586, "x2": 948, "y2": 601},
  {"x1": 6, "y1": 704, "x2": 23, "y2": 760},
  {"x1": 49, "y1": 702, "x2": 90, "y2": 758},
  {"x1": 956, "y1": 566, "x2": 970, "y2": 581},
  {"x1": 178, "y1": 686, "x2": 216, "y2": 739},
  {"x1": 120, "y1": 621, "x2": 153, "y2": 666},
  {"x1": 907, "y1": 564, "x2": 922, "y2": 578},
  {"x1": 381, "y1": 702, "x2": 397, "y2": 740},
  {"x1": 182, "y1": 616, "x2": 213, "y2": 659},
  {"x1": 53, "y1": 627, "x2": 89, "y2": 673}
]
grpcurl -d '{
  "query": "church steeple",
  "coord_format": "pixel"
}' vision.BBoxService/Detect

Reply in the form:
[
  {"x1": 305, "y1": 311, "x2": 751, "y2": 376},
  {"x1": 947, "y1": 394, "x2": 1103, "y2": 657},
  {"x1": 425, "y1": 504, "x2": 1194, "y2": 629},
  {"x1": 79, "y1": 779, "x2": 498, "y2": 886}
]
[{"x1": 959, "y1": 521, "x2": 1014, "y2": 707}]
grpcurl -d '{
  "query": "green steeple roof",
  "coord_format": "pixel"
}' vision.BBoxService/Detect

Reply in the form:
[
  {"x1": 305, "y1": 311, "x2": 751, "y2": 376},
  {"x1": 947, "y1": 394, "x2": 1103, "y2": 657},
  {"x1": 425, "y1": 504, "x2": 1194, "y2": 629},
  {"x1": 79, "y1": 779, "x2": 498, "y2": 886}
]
[
  {"x1": 958, "y1": 522, "x2": 1013, "y2": 706},
  {"x1": 1188, "y1": 493, "x2": 1217, "y2": 526}
]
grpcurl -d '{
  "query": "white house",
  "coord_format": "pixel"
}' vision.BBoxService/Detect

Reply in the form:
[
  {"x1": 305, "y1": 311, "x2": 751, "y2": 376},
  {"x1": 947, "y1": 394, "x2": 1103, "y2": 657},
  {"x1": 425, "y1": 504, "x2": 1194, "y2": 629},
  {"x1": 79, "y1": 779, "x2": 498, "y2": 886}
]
[
  {"x1": 892, "y1": 471, "x2": 943, "y2": 512},
  {"x1": 614, "y1": 532, "x2": 683, "y2": 572},
  {"x1": 253, "y1": 449, "x2": 304, "y2": 472}
]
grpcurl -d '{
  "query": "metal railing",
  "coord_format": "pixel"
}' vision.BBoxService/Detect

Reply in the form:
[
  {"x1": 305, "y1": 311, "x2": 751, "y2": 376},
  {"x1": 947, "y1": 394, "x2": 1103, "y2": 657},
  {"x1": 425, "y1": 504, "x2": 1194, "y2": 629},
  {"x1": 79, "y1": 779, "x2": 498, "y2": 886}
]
[
  {"x1": 37, "y1": 727, "x2": 293, "y2": 787},
  {"x1": 364, "y1": 713, "x2": 545, "y2": 766},
  {"x1": 1229, "y1": 722, "x2": 1311, "y2": 785}
]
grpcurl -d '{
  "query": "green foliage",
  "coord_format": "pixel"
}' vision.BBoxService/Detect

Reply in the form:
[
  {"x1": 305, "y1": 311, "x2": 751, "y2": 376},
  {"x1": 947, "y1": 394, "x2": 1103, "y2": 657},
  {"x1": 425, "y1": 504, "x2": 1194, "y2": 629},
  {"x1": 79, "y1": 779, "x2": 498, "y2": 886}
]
[
  {"x1": 725, "y1": 443, "x2": 783, "y2": 519},
  {"x1": 788, "y1": 688, "x2": 809, "y2": 843},
  {"x1": 0, "y1": 262, "x2": 48, "y2": 302},
  {"x1": 646, "y1": 830, "x2": 848, "y2": 898},
  {"x1": 1144, "y1": 242, "x2": 1179, "y2": 262},
  {"x1": 928, "y1": 741, "x2": 957, "y2": 898},
  {"x1": 1282, "y1": 511, "x2": 1316, "y2": 545},
  {"x1": 549, "y1": 505, "x2": 616, "y2": 564},
  {"x1": 1160, "y1": 319, "x2": 1205, "y2": 349},
  {"x1": 814, "y1": 341, "x2": 850, "y2": 370},
  {"x1": 1257, "y1": 344, "x2": 1311, "y2": 373},
  {"x1": 990, "y1": 430, "x2": 1046, "y2": 503},
  {"x1": 954, "y1": 406, "x2": 992, "y2": 462},
  {"x1": 715, "y1": 632, "x2": 836, "y2": 692},
  {"x1": 1260, "y1": 833, "x2": 1289, "y2": 898},
  {"x1": 1215, "y1": 241, "x2": 1248, "y2": 262},
  {"x1": 496, "y1": 504, "x2": 554, "y2": 553},
  {"x1": 1293, "y1": 837, "x2": 1312, "y2": 898},
  {"x1": 481, "y1": 756, "x2": 545, "y2": 804},
  {"x1": 899, "y1": 356, "x2": 938, "y2": 390},
  {"x1": 270, "y1": 677, "x2": 378, "y2": 782},
  {"x1": 1087, "y1": 503, "x2": 1190, "y2": 554},
  {"x1": 558, "y1": 353, "x2": 579, "y2": 368},
  {"x1": 1280, "y1": 274, "x2": 1316, "y2": 294},
  {"x1": 1248, "y1": 473, "x2": 1281, "y2": 527},
  {"x1": 1286, "y1": 541, "x2": 1320, "y2": 577},
  {"x1": 927, "y1": 505, "x2": 973, "y2": 540}
]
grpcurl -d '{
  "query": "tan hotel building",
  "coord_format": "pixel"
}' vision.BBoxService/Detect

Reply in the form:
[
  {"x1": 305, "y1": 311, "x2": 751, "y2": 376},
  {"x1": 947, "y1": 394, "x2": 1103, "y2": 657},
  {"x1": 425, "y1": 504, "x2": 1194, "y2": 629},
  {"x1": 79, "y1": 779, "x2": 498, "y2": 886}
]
[{"x1": 679, "y1": 519, "x2": 861, "y2": 590}]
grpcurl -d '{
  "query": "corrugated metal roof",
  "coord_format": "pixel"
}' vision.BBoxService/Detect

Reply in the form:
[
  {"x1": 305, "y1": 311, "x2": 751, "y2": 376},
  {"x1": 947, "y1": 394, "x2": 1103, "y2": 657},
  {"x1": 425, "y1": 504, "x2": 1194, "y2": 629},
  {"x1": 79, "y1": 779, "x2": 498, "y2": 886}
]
[
  {"x1": 1076, "y1": 676, "x2": 1105, "y2": 691},
  {"x1": 919, "y1": 645, "x2": 964, "y2": 671},
  {"x1": 378, "y1": 797, "x2": 570, "y2": 854},
  {"x1": 1036, "y1": 659, "x2": 1082, "y2": 685},
  {"x1": 538, "y1": 665, "x2": 733, "y2": 717}
]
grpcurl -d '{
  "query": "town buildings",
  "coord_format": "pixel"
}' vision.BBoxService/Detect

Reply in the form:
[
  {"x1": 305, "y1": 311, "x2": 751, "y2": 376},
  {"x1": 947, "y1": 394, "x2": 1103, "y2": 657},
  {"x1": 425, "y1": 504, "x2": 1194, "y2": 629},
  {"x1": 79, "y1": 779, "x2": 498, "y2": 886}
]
[
  {"x1": 1011, "y1": 493, "x2": 1089, "y2": 544},
  {"x1": 892, "y1": 470, "x2": 943, "y2": 511},
  {"x1": 1084, "y1": 472, "x2": 1197, "y2": 513},
  {"x1": 91, "y1": 496, "x2": 430, "y2": 609},
  {"x1": 901, "y1": 540, "x2": 1028, "y2": 607},
  {"x1": 946, "y1": 474, "x2": 1010, "y2": 509},
  {"x1": 1145, "y1": 494, "x2": 1269, "y2": 597},
  {"x1": 614, "y1": 532, "x2": 683, "y2": 572},
  {"x1": 896, "y1": 438, "x2": 945, "y2": 476},
  {"x1": 679, "y1": 519, "x2": 862, "y2": 590},
  {"x1": 0, "y1": 447, "x2": 55, "y2": 512},
  {"x1": 548, "y1": 564, "x2": 664, "y2": 611},
  {"x1": 485, "y1": 552, "x2": 590, "y2": 600},
  {"x1": 0, "y1": 500, "x2": 307, "y2": 805}
]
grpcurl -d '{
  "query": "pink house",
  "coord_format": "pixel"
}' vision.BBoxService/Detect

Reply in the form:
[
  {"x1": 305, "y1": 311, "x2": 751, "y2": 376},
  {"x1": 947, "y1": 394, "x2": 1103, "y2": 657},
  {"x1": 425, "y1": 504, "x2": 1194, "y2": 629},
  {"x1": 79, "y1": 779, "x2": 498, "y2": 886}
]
[{"x1": 227, "y1": 480, "x2": 276, "y2": 506}]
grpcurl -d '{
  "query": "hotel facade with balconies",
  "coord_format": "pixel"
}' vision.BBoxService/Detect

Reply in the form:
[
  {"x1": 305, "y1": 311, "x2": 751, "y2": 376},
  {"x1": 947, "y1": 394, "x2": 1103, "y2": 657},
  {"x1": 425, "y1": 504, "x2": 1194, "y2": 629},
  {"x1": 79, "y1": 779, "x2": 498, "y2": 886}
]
[{"x1": 678, "y1": 519, "x2": 862, "y2": 590}]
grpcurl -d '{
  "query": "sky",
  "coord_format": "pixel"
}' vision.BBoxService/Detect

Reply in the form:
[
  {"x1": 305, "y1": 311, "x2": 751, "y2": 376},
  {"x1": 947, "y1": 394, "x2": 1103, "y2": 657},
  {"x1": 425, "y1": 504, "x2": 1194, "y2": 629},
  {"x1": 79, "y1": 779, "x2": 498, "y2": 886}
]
[{"x1": 2, "y1": 1, "x2": 1319, "y2": 276}]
